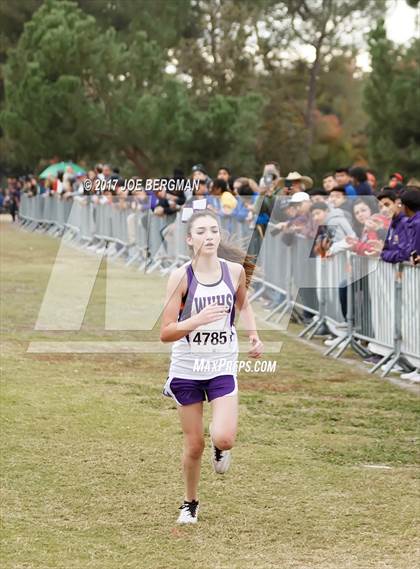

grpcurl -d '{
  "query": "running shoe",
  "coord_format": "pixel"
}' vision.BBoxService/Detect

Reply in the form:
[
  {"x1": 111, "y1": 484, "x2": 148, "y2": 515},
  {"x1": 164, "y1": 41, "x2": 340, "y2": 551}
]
[
  {"x1": 177, "y1": 500, "x2": 199, "y2": 524},
  {"x1": 209, "y1": 424, "x2": 231, "y2": 474}
]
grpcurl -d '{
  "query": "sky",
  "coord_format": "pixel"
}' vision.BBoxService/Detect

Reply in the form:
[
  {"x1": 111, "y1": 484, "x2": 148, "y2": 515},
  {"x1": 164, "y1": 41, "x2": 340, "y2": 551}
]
[
  {"x1": 385, "y1": 0, "x2": 418, "y2": 43},
  {"x1": 357, "y1": 0, "x2": 419, "y2": 70}
]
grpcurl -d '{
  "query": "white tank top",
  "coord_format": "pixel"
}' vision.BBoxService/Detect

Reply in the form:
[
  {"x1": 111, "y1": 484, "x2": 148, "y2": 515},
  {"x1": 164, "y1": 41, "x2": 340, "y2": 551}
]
[{"x1": 168, "y1": 259, "x2": 239, "y2": 380}]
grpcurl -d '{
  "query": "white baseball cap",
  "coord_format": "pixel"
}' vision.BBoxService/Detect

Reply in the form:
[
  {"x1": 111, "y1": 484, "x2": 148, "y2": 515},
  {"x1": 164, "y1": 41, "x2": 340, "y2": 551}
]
[{"x1": 289, "y1": 191, "x2": 310, "y2": 203}]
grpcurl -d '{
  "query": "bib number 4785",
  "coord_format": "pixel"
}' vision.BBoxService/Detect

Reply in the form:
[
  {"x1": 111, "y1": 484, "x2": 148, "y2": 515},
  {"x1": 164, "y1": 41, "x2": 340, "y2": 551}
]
[{"x1": 190, "y1": 330, "x2": 234, "y2": 353}]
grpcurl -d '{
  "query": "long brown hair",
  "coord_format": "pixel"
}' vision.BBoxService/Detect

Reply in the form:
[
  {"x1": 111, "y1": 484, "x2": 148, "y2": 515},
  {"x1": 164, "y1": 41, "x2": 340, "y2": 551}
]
[{"x1": 186, "y1": 209, "x2": 258, "y2": 288}]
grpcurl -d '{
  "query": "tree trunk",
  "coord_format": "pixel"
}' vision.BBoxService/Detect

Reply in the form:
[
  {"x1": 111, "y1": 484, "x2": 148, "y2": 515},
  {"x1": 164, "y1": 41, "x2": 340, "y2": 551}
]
[
  {"x1": 304, "y1": 44, "x2": 322, "y2": 151},
  {"x1": 124, "y1": 146, "x2": 150, "y2": 178}
]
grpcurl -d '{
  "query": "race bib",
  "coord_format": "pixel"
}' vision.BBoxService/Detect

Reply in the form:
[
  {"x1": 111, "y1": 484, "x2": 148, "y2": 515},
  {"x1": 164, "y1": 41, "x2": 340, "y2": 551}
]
[{"x1": 189, "y1": 328, "x2": 235, "y2": 354}]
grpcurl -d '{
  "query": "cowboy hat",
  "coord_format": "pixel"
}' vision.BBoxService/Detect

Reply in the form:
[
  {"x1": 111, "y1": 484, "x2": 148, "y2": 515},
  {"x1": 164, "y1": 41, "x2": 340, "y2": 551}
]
[{"x1": 279, "y1": 171, "x2": 313, "y2": 190}]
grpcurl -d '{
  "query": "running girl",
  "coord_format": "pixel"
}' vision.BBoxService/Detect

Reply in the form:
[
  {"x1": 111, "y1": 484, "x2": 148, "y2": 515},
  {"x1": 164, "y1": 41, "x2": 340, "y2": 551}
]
[{"x1": 160, "y1": 209, "x2": 263, "y2": 524}]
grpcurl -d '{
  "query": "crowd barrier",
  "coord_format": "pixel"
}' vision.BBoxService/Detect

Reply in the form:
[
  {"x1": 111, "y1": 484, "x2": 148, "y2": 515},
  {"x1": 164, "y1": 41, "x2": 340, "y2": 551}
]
[{"x1": 18, "y1": 194, "x2": 420, "y2": 375}]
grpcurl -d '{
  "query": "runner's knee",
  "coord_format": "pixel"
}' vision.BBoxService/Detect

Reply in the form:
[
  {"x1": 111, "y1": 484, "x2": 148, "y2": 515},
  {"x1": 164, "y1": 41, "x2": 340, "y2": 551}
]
[
  {"x1": 212, "y1": 432, "x2": 235, "y2": 451},
  {"x1": 184, "y1": 435, "x2": 205, "y2": 459}
]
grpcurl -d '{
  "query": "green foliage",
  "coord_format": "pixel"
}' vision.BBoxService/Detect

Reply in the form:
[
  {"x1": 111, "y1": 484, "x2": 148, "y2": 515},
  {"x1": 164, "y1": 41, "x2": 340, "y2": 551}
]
[
  {"x1": 1, "y1": 0, "x2": 416, "y2": 179},
  {"x1": 1, "y1": 0, "x2": 263, "y2": 176},
  {"x1": 190, "y1": 93, "x2": 265, "y2": 175},
  {"x1": 364, "y1": 21, "x2": 420, "y2": 178}
]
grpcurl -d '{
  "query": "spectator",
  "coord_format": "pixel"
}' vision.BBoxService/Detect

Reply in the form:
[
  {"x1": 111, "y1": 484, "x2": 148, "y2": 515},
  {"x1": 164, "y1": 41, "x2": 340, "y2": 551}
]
[
  {"x1": 95, "y1": 163, "x2": 104, "y2": 180},
  {"x1": 102, "y1": 164, "x2": 112, "y2": 179},
  {"x1": 253, "y1": 162, "x2": 282, "y2": 238},
  {"x1": 247, "y1": 161, "x2": 283, "y2": 269},
  {"x1": 400, "y1": 189, "x2": 420, "y2": 265},
  {"x1": 406, "y1": 177, "x2": 420, "y2": 189},
  {"x1": 208, "y1": 178, "x2": 237, "y2": 215},
  {"x1": 217, "y1": 166, "x2": 231, "y2": 182},
  {"x1": 388, "y1": 172, "x2": 404, "y2": 190},
  {"x1": 232, "y1": 177, "x2": 259, "y2": 224},
  {"x1": 259, "y1": 161, "x2": 281, "y2": 187},
  {"x1": 322, "y1": 172, "x2": 338, "y2": 193},
  {"x1": 349, "y1": 167, "x2": 373, "y2": 196},
  {"x1": 44, "y1": 177, "x2": 54, "y2": 195},
  {"x1": 153, "y1": 180, "x2": 186, "y2": 217},
  {"x1": 366, "y1": 169, "x2": 378, "y2": 192},
  {"x1": 7, "y1": 180, "x2": 21, "y2": 222},
  {"x1": 232, "y1": 176, "x2": 258, "y2": 199},
  {"x1": 308, "y1": 188, "x2": 329, "y2": 203},
  {"x1": 351, "y1": 197, "x2": 380, "y2": 236},
  {"x1": 345, "y1": 211, "x2": 390, "y2": 256},
  {"x1": 328, "y1": 185, "x2": 353, "y2": 222},
  {"x1": 190, "y1": 164, "x2": 211, "y2": 201},
  {"x1": 279, "y1": 171, "x2": 313, "y2": 196},
  {"x1": 334, "y1": 167, "x2": 357, "y2": 197},
  {"x1": 370, "y1": 190, "x2": 410, "y2": 263},
  {"x1": 310, "y1": 202, "x2": 355, "y2": 256},
  {"x1": 217, "y1": 166, "x2": 234, "y2": 192},
  {"x1": 191, "y1": 163, "x2": 208, "y2": 179},
  {"x1": 54, "y1": 171, "x2": 64, "y2": 194},
  {"x1": 277, "y1": 192, "x2": 316, "y2": 240}
]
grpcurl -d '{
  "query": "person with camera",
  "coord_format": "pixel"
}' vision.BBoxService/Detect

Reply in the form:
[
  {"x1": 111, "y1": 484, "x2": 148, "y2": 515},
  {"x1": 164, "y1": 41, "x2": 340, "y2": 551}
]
[
  {"x1": 278, "y1": 171, "x2": 313, "y2": 196},
  {"x1": 248, "y1": 161, "x2": 282, "y2": 257}
]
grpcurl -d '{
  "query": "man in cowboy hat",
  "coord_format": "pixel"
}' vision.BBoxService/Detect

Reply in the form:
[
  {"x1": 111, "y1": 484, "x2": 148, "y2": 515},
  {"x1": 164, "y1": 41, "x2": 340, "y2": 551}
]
[{"x1": 279, "y1": 171, "x2": 313, "y2": 195}]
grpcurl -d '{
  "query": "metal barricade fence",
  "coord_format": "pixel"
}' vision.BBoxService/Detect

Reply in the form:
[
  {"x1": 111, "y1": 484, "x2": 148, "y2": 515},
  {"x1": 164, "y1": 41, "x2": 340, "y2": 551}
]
[
  {"x1": 109, "y1": 203, "x2": 130, "y2": 245},
  {"x1": 56, "y1": 197, "x2": 72, "y2": 229},
  {"x1": 19, "y1": 193, "x2": 29, "y2": 218},
  {"x1": 135, "y1": 210, "x2": 149, "y2": 255},
  {"x1": 78, "y1": 199, "x2": 95, "y2": 242},
  {"x1": 401, "y1": 264, "x2": 420, "y2": 364},
  {"x1": 257, "y1": 230, "x2": 290, "y2": 295},
  {"x1": 219, "y1": 216, "x2": 252, "y2": 247},
  {"x1": 319, "y1": 253, "x2": 347, "y2": 326},
  {"x1": 17, "y1": 195, "x2": 420, "y2": 365},
  {"x1": 93, "y1": 201, "x2": 113, "y2": 241},
  {"x1": 291, "y1": 236, "x2": 318, "y2": 315},
  {"x1": 172, "y1": 213, "x2": 189, "y2": 262},
  {"x1": 43, "y1": 195, "x2": 55, "y2": 226},
  {"x1": 351, "y1": 255, "x2": 395, "y2": 349}
]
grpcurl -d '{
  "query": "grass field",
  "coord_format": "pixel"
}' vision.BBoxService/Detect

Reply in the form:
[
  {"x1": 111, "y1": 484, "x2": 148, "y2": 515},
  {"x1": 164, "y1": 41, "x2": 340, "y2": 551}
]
[{"x1": 1, "y1": 216, "x2": 419, "y2": 569}]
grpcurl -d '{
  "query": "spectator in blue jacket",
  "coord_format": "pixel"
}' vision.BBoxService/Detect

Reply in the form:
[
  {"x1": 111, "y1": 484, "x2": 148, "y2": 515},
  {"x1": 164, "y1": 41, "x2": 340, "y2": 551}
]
[
  {"x1": 401, "y1": 189, "x2": 420, "y2": 265},
  {"x1": 374, "y1": 190, "x2": 410, "y2": 263},
  {"x1": 334, "y1": 167, "x2": 357, "y2": 197},
  {"x1": 349, "y1": 167, "x2": 373, "y2": 196}
]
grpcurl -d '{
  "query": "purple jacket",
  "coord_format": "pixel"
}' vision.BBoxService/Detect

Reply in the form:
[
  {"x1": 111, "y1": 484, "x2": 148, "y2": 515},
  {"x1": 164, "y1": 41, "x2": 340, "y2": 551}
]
[
  {"x1": 406, "y1": 211, "x2": 420, "y2": 256},
  {"x1": 380, "y1": 212, "x2": 410, "y2": 263}
]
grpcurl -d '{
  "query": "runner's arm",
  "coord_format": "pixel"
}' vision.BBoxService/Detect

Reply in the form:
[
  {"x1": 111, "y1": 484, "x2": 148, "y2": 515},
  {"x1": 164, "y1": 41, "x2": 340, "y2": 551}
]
[{"x1": 160, "y1": 270, "x2": 200, "y2": 342}]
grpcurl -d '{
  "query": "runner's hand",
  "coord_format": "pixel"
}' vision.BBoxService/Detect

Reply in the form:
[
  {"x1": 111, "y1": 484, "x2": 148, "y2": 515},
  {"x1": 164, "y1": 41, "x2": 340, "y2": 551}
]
[
  {"x1": 248, "y1": 334, "x2": 263, "y2": 358},
  {"x1": 194, "y1": 303, "x2": 229, "y2": 326}
]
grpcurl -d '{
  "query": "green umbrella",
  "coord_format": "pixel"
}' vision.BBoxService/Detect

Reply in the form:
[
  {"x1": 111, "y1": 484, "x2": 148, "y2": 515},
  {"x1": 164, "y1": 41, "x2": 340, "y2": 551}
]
[{"x1": 39, "y1": 161, "x2": 86, "y2": 179}]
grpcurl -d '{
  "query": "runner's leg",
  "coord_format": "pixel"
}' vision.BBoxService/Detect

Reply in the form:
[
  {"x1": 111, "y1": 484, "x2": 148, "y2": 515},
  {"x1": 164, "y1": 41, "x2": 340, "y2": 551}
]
[
  {"x1": 177, "y1": 401, "x2": 205, "y2": 501},
  {"x1": 210, "y1": 393, "x2": 238, "y2": 451}
]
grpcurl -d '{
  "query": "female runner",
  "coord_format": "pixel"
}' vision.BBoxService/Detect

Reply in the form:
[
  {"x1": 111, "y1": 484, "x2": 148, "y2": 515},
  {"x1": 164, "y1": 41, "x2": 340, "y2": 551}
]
[{"x1": 160, "y1": 208, "x2": 263, "y2": 524}]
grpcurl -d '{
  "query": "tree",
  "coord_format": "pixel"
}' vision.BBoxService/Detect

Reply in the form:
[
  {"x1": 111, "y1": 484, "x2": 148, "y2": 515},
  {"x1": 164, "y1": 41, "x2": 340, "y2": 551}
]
[
  {"x1": 364, "y1": 21, "x2": 420, "y2": 177},
  {"x1": 1, "y1": 0, "x2": 263, "y2": 176},
  {"x1": 284, "y1": 0, "x2": 386, "y2": 161}
]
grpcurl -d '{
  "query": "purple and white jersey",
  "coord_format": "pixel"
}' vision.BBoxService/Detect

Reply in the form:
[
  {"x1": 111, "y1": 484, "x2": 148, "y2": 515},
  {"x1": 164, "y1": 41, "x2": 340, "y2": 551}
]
[{"x1": 168, "y1": 259, "x2": 239, "y2": 380}]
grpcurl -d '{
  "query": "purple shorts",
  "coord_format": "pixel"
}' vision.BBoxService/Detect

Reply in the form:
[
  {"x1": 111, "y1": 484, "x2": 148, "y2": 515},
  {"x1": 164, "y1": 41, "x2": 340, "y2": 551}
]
[{"x1": 163, "y1": 375, "x2": 237, "y2": 406}]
